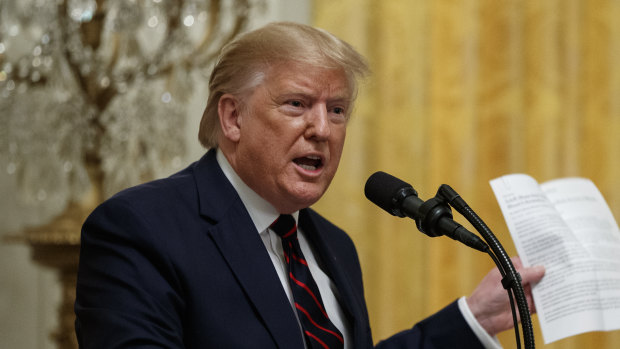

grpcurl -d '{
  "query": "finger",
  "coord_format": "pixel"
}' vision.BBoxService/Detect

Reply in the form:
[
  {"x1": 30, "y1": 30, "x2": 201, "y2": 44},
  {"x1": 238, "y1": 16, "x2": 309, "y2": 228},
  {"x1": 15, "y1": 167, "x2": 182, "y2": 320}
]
[
  {"x1": 520, "y1": 265, "x2": 545, "y2": 284},
  {"x1": 528, "y1": 296, "x2": 537, "y2": 315},
  {"x1": 508, "y1": 256, "x2": 545, "y2": 285},
  {"x1": 511, "y1": 256, "x2": 523, "y2": 269},
  {"x1": 523, "y1": 284, "x2": 537, "y2": 314}
]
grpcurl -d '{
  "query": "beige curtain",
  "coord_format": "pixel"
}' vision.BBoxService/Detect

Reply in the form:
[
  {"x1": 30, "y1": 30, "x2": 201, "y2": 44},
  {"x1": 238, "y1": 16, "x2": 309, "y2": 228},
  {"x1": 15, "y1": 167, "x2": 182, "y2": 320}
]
[{"x1": 312, "y1": 0, "x2": 620, "y2": 348}]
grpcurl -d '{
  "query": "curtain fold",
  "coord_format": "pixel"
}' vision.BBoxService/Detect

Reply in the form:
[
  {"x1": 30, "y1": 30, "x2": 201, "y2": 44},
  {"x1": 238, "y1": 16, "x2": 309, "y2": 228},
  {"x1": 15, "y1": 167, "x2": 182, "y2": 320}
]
[{"x1": 312, "y1": 1, "x2": 620, "y2": 348}]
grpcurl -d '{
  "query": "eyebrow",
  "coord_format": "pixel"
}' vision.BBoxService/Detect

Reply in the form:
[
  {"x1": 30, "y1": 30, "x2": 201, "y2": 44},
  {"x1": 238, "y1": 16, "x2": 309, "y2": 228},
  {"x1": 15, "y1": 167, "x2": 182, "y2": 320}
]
[{"x1": 276, "y1": 89, "x2": 352, "y2": 102}]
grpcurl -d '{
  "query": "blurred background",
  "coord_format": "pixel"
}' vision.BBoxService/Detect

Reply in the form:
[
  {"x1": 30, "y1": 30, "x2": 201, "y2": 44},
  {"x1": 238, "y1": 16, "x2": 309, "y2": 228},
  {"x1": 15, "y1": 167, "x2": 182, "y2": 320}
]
[{"x1": 1, "y1": 0, "x2": 619, "y2": 348}]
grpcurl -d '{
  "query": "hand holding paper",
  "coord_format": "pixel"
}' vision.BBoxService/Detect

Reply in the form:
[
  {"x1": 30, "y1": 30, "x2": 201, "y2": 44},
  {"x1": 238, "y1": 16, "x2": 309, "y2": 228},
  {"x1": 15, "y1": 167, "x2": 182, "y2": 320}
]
[
  {"x1": 490, "y1": 174, "x2": 620, "y2": 344},
  {"x1": 467, "y1": 256, "x2": 545, "y2": 336}
]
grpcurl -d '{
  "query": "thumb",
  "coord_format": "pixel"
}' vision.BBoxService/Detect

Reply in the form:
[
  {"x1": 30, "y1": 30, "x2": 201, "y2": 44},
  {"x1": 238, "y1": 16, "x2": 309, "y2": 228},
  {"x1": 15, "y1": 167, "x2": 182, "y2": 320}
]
[{"x1": 519, "y1": 264, "x2": 545, "y2": 285}]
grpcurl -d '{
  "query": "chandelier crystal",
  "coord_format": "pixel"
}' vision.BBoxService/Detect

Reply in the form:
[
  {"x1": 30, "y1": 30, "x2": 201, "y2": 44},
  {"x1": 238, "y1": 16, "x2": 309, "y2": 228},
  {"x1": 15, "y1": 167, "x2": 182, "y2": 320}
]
[{"x1": 0, "y1": 0, "x2": 261, "y2": 205}]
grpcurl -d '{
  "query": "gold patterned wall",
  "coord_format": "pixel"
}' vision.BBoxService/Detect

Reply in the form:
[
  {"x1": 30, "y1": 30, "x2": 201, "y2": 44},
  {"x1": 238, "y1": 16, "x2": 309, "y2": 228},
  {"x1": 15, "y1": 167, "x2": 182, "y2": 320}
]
[{"x1": 312, "y1": 0, "x2": 620, "y2": 348}]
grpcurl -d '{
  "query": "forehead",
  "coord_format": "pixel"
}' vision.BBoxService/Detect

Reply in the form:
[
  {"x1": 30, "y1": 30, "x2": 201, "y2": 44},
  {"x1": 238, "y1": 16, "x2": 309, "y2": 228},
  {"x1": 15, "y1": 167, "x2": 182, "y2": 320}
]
[{"x1": 263, "y1": 62, "x2": 353, "y2": 99}]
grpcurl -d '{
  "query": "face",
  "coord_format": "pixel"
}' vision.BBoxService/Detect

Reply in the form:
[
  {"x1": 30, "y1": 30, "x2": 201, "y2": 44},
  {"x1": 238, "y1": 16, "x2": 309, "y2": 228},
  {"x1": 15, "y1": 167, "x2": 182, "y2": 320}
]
[{"x1": 222, "y1": 62, "x2": 351, "y2": 213}]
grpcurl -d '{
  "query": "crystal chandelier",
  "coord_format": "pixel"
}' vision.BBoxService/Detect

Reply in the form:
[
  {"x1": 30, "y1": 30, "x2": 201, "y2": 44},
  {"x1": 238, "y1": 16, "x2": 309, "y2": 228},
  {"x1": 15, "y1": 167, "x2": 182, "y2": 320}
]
[{"x1": 0, "y1": 0, "x2": 261, "y2": 207}]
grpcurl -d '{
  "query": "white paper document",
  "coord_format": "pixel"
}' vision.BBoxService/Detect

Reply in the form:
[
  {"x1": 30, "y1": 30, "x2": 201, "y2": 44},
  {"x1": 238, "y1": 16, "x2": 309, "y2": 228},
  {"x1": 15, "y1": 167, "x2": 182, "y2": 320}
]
[{"x1": 490, "y1": 174, "x2": 620, "y2": 344}]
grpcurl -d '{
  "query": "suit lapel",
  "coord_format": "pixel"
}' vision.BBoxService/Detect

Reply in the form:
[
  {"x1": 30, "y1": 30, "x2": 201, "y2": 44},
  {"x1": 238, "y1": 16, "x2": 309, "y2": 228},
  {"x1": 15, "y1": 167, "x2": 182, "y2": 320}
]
[
  {"x1": 207, "y1": 210, "x2": 305, "y2": 348},
  {"x1": 193, "y1": 150, "x2": 304, "y2": 348}
]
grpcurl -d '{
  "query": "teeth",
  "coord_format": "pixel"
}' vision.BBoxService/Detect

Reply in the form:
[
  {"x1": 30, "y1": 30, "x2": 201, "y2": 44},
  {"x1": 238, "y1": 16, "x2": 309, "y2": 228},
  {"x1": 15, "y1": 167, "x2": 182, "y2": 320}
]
[
  {"x1": 294, "y1": 155, "x2": 322, "y2": 171},
  {"x1": 298, "y1": 164, "x2": 317, "y2": 171}
]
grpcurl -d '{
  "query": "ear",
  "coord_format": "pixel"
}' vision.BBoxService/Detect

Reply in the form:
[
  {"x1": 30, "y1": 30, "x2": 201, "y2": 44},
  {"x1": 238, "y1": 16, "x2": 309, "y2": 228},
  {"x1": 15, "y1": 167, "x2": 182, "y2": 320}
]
[{"x1": 218, "y1": 94, "x2": 242, "y2": 143}]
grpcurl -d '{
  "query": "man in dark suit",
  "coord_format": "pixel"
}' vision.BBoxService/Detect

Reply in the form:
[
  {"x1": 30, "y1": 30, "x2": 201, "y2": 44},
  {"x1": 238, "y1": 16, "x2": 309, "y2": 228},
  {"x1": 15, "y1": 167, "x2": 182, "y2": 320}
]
[{"x1": 75, "y1": 22, "x2": 544, "y2": 348}]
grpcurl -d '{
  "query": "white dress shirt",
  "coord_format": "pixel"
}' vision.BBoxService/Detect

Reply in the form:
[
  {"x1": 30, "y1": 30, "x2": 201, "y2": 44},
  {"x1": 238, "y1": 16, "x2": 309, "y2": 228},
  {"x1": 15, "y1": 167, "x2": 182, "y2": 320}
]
[{"x1": 215, "y1": 149, "x2": 500, "y2": 349}]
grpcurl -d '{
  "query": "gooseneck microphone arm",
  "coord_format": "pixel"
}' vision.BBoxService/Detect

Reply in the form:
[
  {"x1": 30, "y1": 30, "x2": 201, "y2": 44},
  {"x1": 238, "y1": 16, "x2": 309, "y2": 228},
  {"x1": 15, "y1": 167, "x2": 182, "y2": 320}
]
[
  {"x1": 364, "y1": 171, "x2": 534, "y2": 349},
  {"x1": 438, "y1": 184, "x2": 534, "y2": 349}
]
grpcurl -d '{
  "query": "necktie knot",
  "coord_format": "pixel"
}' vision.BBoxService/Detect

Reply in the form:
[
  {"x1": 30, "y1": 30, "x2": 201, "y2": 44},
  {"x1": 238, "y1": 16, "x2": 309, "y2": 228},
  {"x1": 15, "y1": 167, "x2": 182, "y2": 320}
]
[{"x1": 270, "y1": 214, "x2": 297, "y2": 239}]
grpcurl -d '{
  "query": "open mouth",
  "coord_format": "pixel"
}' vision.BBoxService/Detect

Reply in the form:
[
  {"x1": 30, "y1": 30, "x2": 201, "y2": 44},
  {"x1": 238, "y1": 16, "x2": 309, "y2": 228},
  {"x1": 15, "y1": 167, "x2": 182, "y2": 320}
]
[{"x1": 293, "y1": 155, "x2": 323, "y2": 171}]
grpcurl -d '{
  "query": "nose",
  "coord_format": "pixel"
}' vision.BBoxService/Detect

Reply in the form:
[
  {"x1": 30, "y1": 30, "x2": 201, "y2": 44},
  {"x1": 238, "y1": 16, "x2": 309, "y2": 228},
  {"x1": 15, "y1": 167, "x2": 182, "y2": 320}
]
[{"x1": 305, "y1": 104, "x2": 331, "y2": 141}]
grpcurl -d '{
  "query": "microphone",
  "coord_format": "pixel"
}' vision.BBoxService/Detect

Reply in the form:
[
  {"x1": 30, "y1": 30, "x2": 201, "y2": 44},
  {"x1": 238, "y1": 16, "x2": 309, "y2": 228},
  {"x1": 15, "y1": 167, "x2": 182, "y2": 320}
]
[{"x1": 364, "y1": 171, "x2": 488, "y2": 252}]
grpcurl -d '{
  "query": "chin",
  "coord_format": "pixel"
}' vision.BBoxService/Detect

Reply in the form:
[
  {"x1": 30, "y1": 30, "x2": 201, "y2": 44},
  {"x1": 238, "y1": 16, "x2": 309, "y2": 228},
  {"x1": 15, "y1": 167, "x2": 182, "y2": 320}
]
[{"x1": 288, "y1": 186, "x2": 326, "y2": 209}]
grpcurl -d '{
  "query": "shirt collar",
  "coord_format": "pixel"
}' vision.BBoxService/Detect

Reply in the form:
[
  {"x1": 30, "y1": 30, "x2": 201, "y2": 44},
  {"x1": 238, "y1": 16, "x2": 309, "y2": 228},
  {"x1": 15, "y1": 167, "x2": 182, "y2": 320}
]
[{"x1": 216, "y1": 149, "x2": 299, "y2": 233}]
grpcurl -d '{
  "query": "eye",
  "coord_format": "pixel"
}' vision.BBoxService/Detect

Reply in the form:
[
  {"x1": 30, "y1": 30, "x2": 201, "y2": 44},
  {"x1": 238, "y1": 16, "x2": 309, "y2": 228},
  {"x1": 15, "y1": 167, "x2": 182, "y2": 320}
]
[
  {"x1": 280, "y1": 99, "x2": 306, "y2": 116},
  {"x1": 288, "y1": 100, "x2": 303, "y2": 108},
  {"x1": 332, "y1": 107, "x2": 345, "y2": 115}
]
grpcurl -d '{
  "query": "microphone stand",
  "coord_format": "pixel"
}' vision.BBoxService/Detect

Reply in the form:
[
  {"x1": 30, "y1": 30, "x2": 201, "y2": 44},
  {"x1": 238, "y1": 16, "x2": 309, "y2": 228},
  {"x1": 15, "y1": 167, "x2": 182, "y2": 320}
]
[{"x1": 436, "y1": 184, "x2": 535, "y2": 349}]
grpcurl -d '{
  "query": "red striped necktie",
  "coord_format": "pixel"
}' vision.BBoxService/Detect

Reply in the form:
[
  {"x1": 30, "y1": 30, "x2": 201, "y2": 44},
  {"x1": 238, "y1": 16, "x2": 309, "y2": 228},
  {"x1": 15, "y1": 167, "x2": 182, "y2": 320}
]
[{"x1": 270, "y1": 214, "x2": 344, "y2": 349}]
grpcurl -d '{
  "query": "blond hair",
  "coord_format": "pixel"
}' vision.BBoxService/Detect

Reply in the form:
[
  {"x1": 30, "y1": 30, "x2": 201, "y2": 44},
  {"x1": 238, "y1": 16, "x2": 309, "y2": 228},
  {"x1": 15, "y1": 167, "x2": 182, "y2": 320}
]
[{"x1": 198, "y1": 21, "x2": 370, "y2": 148}]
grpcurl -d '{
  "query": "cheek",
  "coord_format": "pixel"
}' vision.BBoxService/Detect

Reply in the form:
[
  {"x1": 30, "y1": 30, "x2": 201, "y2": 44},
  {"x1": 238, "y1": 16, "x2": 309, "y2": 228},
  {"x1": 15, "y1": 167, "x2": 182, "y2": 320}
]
[{"x1": 330, "y1": 128, "x2": 346, "y2": 160}]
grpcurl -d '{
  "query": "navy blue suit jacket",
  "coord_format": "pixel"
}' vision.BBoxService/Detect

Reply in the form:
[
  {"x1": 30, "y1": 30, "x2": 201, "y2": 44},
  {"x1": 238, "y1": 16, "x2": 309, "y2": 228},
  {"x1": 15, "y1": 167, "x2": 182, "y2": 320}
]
[{"x1": 75, "y1": 149, "x2": 483, "y2": 348}]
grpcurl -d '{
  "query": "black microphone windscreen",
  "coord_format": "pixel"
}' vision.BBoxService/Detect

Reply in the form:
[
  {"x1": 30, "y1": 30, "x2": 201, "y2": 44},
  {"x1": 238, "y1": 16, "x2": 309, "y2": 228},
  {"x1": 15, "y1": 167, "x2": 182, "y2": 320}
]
[{"x1": 364, "y1": 171, "x2": 412, "y2": 215}]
